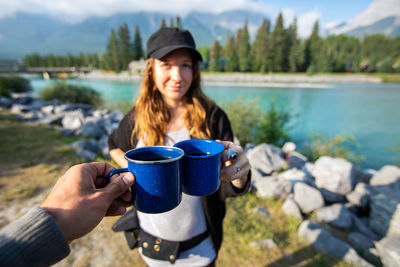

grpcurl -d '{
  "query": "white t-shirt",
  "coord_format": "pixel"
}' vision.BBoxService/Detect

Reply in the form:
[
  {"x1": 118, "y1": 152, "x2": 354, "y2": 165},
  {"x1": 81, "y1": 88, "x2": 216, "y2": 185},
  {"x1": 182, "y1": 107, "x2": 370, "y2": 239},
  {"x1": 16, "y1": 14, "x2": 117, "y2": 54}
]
[{"x1": 136, "y1": 129, "x2": 216, "y2": 266}]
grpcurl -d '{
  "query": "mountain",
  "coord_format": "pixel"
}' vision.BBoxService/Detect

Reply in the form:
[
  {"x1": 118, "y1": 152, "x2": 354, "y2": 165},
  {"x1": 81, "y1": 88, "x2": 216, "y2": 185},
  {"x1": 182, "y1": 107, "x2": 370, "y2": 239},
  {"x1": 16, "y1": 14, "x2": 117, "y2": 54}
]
[
  {"x1": 327, "y1": 15, "x2": 400, "y2": 37},
  {"x1": 326, "y1": 0, "x2": 400, "y2": 37},
  {"x1": 0, "y1": 10, "x2": 267, "y2": 59}
]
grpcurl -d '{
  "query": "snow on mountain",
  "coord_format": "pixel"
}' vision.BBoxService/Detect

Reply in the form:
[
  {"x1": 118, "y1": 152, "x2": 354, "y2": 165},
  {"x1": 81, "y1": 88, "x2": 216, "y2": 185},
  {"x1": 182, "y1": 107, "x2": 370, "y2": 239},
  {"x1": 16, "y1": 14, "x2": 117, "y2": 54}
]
[{"x1": 329, "y1": 0, "x2": 400, "y2": 35}]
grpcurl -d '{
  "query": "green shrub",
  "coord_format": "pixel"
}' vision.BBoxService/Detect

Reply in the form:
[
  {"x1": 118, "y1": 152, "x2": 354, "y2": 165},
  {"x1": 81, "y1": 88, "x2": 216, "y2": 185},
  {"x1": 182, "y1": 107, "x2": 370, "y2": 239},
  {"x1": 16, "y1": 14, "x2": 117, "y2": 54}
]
[
  {"x1": 0, "y1": 80, "x2": 10, "y2": 97},
  {"x1": 105, "y1": 99, "x2": 133, "y2": 114},
  {"x1": 255, "y1": 100, "x2": 292, "y2": 146},
  {"x1": 39, "y1": 81, "x2": 103, "y2": 108},
  {"x1": 301, "y1": 132, "x2": 364, "y2": 164},
  {"x1": 0, "y1": 75, "x2": 32, "y2": 93},
  {"x1": 220, "y1": 96, "x2": 263, "y2": 145}
]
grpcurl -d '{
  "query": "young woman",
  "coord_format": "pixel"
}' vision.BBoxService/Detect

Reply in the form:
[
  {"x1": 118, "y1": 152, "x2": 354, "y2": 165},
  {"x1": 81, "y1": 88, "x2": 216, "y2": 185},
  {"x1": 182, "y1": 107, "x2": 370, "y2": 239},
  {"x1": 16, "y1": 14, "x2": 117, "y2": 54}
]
[{"x1": 108, "y1": 27, "x2": 251, "y2": 266}]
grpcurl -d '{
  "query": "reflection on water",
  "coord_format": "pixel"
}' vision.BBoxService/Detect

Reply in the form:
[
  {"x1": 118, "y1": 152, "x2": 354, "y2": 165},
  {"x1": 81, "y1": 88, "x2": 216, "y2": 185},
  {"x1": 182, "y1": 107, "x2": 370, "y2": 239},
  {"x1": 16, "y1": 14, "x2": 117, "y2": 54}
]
[{"x1": 29, "y1": 77, "x2": 400, "y2": 170}]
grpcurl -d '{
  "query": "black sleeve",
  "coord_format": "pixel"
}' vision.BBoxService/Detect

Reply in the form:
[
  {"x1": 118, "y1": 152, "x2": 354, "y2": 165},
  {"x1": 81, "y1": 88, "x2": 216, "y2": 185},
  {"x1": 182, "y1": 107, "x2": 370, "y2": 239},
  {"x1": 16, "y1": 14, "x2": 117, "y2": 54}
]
[
  {"x1": 209, "y1": 105, "x2": 234, "y2": 142},
  {"x1": 108, "y1": 108, "x2": 137, "y2": 152},
  {"x1": 208, "y1": 105, "x2": 251, "y2": 198}
]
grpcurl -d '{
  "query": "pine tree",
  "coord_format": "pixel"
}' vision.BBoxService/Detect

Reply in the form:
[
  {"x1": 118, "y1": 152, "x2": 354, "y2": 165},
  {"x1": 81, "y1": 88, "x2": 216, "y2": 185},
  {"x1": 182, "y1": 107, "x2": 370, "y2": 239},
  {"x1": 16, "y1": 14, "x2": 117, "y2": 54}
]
[
  {"x1": 270, "y1": 13, "x2": 288, "y2": 72},
  {"x1": 209, "y1": 41, "x2": 222, "y2": 71},
  {"x1": 132, "y1": 25, "x2": 143, "y2": 60},
  {"x1": 252, "y1": 19, "x2": 270, "y2": 72},
  {"x1": 118, "y1": 23, "x2": 132, "y2": 70},
  {"x1": 169, "y1": 18, "x2": 175, "y2": 28},
  {"x1": 176, "y1": 16, "x2": 182, "y2": 29},
  {"x1": 237, "y1": 20, "x2": 252, "y2": 72},
  {"x1": 106, "y1": 29, "x2": 120, "y2": 71},
  {"x1": 288, "y1": 18, "x2": 300, "y2": 72},
  {"x1": 305, "y1": 20, "x2": 323, "y2": 72},
  {"x1": 224, "y1": 35, "x2": 239, "y2": 72},
  {"x1": 160, "y1": 18, "x2": 166, "y2": 29}
]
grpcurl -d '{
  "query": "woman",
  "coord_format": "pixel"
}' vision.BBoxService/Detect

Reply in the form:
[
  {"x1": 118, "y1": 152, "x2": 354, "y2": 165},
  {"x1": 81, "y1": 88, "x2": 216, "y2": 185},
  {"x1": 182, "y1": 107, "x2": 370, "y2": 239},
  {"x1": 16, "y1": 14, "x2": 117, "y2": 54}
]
[{"x1": 108, "y1": 27, "x2": 251, "y2": 266}]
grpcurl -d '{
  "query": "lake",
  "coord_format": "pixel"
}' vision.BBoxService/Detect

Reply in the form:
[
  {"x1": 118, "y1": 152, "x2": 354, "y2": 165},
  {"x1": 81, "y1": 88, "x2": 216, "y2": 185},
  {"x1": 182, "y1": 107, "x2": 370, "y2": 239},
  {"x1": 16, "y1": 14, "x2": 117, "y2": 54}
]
[{"x1": 28, "y1": 77, "x2": 400, "y2": 170}]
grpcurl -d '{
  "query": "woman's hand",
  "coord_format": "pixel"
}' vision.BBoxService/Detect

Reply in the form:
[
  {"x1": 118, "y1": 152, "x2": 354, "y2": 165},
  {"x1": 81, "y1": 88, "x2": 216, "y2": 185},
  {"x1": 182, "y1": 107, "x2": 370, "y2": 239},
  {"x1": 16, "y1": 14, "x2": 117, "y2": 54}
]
[{"x1": 217, "y1": 140, "x2": 251, "y2": 189}]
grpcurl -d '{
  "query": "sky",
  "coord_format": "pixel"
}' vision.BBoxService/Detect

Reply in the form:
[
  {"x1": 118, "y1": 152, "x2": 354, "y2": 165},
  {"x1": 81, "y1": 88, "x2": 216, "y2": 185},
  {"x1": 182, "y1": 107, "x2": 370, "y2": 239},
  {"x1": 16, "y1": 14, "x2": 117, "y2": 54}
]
[{"x1": 1, "y1": 0, "x2": 398, "y2": 37}]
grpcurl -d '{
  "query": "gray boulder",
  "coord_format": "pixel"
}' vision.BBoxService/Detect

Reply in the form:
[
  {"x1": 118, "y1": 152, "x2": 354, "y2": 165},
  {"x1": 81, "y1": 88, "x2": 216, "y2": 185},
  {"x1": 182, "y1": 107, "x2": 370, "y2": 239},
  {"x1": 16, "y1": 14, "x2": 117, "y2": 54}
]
[
  {"x1": 375, "y1": 234, "x2": 400, "y2": 267},
  {"x1": 297, "y1": 220, "x2": 373, "y2": 267},
  {"x1": 253, "y1": 176, "x2": 292, "y2": 200},
  {"x1": 289, "y1": 151, "x2": 308, "y2": 169},
  {"x1": 62, "y1": 111, "x2": 85, "y2": 131},
  {"x1": 250, "y1": 238, "x2": 277, "y2": 249},
  {"x1": 369, "y1": 165, "x2": 400, "y2": 201},
  {"x1": 0, "y1": 97, "x2": 13, "y2": 108},
  {"x1": 369, "y1": 193, "x2": 400, "y2": 238},
  {"x1": 348, "y1": 232, "x2": 380, "y2": 266},
  {"x1": 282, "y1": 196, "x2": 303, "y2": 220},
  {"x1": 316, "y1": 204, "x2": 352, "y2": 229},
  {"x1": 293, "y1": 183, "x2": 324, "y2": 213},
  {"x1": 312, "y1": 156, "x2": 355, "y2": 203},
  {"x1": 253, "y1": 206, "x2": 271, "y2": 218},
  {"x1": 278, "y1": 168, "x2": 313, "y2": 187},
  {"x1": 354, "y1": 167, "x2": 376, "y2": 184},
  {"x1": 246, "y1": 143, "x2": 286, "y2": 175},
  {"x1": 346, "y1": 183, "x2": 370, "y2": 209},
  {"x1": 350, "y1": 214, "x2": 379, "y2": 241}
]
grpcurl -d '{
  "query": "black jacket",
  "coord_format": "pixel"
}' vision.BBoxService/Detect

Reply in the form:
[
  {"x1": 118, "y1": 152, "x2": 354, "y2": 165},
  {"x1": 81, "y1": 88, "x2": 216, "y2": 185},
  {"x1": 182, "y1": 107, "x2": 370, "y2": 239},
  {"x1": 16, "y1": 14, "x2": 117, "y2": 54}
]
[{"x1": 108, "y1": 103, "x2": 251, "y2": 255}]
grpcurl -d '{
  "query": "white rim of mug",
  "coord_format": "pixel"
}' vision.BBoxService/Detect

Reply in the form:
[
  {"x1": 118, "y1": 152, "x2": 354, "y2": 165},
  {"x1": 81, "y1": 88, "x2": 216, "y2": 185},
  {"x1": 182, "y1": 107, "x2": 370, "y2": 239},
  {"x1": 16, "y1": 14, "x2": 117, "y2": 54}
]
[
  {"x1": 124, "y1": 146, "x2": 185, "y2": 164},
  {"x1": 174, "y1": 139, "x2": 224, "y2": 158}
]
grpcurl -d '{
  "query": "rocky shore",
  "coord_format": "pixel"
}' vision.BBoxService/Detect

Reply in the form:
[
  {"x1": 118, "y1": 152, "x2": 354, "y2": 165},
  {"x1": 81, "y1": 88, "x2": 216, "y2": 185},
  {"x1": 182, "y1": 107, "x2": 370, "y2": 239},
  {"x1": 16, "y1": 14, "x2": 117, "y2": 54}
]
[
  {"x1": 2, "y1": 93, "x2": 400, "y2": 266},
  {"x1": 79, "y1": 71, "x2": 382, "y2": 88}
]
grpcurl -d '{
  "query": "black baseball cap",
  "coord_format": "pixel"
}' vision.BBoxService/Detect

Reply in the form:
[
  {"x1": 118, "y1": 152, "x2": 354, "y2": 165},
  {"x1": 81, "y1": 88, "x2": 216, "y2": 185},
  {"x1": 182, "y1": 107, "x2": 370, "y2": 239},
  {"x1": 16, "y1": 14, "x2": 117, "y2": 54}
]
[{"x1": 146, "y1": 28, "x2": 203, "y2": 62}]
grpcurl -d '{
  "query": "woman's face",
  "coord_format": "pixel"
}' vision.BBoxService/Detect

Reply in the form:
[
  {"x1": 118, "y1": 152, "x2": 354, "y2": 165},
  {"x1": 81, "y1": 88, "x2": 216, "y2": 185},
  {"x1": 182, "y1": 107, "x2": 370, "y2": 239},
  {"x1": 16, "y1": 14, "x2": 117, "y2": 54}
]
[{"x1": 153, "y1": 48, "x2": 193, "y2": 106}]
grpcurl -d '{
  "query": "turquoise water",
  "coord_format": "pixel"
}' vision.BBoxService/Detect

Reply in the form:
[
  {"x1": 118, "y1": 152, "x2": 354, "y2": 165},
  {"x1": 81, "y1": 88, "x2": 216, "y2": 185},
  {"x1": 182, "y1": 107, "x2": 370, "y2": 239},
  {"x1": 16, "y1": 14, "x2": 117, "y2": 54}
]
[{"x1": 29, "y1": 77, "x2": 400, "y2": 170}]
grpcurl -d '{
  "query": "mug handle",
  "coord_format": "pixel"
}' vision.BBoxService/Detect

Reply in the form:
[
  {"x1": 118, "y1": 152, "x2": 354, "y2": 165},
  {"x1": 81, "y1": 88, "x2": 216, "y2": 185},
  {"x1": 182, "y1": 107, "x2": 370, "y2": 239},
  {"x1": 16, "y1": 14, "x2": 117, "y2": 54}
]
[{"x1": 106, "y1": 168, "x2": 129, "y2": 184}]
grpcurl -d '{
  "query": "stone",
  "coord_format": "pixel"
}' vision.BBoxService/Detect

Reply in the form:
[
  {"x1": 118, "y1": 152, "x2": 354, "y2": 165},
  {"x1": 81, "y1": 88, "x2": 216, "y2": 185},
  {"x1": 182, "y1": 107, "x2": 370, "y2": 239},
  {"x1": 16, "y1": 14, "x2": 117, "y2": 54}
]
[
  {"x1": 10, "y1": 104, "x2": 30, "y2": 114},
  {"x1": 282, "y1": 196, "x2": 303, "y2": 220},
  {"x1": 75, "y1": 147, "x2": 97, "y2": 160},
  {"x1": 368, "y1": 193, "x2": 400, "y2": 238},
  {"x1": 297, "y1": 221, "x2": 373, "y2": 267},
  {"x1": 250, "y1": 238, "x2": 278, "y2": 249},
  {"x1": 289, "y1": 151, "x2": 308, "y2": 169},
  {"x1": 253, "y1": 176, "x2": 292, "y2": 200},
  {"x1": 282, "y1": 142, "x2": 296, "y2": 154},
  {"x1": 253, "y1": 206, "x2": 271, "y2": 218},
  {"x1": 278, "y1": 168, "x2": 313, "y2": 187},
  {"x1": 312, "y1": 156, "x2": 355, "y2": 203},
  {"x1": 354, "y1": 167, "x2": 376, "y2": 184},
  {"x1": 346, "y1": 183, "x2": 370, "y2": 209},
  {"x1": 369, "y1": 165, "x2": 400, "y2": 201},
  {"x1": 246, "y1": 143, "x2": 286, "y2": 175},
  {"x1": 316, "y1": 204, "x2": 353, "y2": 229},
  {"x1": 62, "y1": 111, "x2": 85, "y2": 131},
  {"x1": 293, "y1": 183, "x2": 324, "y2": 213},
  {"x1": 0, "y1": 97, "x2": 13, "y2": 108},
  {"x1": 350, "y1": 214, "x2": 379, "y2": 241},
  {"x1": 348, "y1": 232, "x2": 380, "y2": 266},
  {"x1": 70, "y1": 139, "x2": 101, "y2": 154},
  {"x1": 375, "y1": 234, "x2": 400, "y2": 267},
  {"x1": 77, "y1": 120, "x2": 105, "y2": 139}
]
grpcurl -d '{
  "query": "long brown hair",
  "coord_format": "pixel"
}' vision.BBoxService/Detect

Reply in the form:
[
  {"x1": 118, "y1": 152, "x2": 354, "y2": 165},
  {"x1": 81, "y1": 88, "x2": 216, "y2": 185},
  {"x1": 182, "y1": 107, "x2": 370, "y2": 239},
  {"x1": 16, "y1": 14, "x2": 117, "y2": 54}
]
[{"x1": 132, "y1": 55, "x2": 213, "y2": 146}]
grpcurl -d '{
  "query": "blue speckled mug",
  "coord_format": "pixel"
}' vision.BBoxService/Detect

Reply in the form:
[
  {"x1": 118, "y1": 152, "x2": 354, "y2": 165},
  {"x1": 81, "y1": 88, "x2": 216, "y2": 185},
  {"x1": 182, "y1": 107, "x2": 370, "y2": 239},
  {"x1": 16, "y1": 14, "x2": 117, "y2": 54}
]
[
  {"x1": 174, "y1": 139, "x2": 224, "y2": 196},
  {"x1": 106, "y1": 146, "x2": 184, "y2": 213}
]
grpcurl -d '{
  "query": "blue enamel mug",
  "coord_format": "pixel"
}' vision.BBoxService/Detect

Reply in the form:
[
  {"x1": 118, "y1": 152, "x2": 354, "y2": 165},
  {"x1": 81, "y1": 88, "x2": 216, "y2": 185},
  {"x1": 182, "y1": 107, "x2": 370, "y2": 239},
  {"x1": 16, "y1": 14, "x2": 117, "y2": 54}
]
[
  {"x1": 174, "y1": 139, "x2": 224, "y2": 196},
  {"x1": 106, "y1": 146, "x2": 184, "y2": 213}
]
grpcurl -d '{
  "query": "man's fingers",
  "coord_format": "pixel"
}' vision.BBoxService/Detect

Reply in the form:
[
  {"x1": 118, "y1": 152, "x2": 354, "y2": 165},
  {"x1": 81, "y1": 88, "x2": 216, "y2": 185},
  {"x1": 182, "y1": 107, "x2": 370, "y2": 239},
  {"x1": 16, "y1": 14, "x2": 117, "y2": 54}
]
[{"x1": 102, "y1": 173, "x2": 135, "y2": 202}]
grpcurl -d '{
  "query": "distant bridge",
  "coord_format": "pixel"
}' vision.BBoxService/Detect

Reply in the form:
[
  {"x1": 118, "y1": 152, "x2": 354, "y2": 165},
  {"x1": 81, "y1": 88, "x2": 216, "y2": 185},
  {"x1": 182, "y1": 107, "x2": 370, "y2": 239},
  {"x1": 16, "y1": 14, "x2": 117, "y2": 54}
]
[{"x1": 0, "y1": 67, "x2": 93, "y2": 79}]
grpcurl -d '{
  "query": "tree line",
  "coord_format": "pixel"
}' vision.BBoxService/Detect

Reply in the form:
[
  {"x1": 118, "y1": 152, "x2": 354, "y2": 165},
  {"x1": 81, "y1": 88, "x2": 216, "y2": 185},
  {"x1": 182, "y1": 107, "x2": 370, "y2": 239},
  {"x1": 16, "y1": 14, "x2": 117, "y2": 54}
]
[{"x1": 23, "y1": 13, "x2": 400, "y2": 73}]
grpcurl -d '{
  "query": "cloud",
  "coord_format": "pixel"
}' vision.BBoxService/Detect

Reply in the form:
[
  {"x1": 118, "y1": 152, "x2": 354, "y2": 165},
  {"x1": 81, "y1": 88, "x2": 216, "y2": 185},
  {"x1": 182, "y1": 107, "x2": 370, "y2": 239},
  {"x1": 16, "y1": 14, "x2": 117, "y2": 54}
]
[
  {"x1": 0, "y1": 0, "x2": 273, "y2": 23},
  {"x1": 297, "y1": 10, "x2": 321, "y2": 38}
]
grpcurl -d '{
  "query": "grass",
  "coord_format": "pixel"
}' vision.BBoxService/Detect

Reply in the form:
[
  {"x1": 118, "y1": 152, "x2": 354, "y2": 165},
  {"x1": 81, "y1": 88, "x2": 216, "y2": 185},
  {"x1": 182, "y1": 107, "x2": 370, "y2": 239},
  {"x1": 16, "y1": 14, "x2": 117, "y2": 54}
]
[{"x1": 0, "y1": 109, "x2": 354, "y2": 266}]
